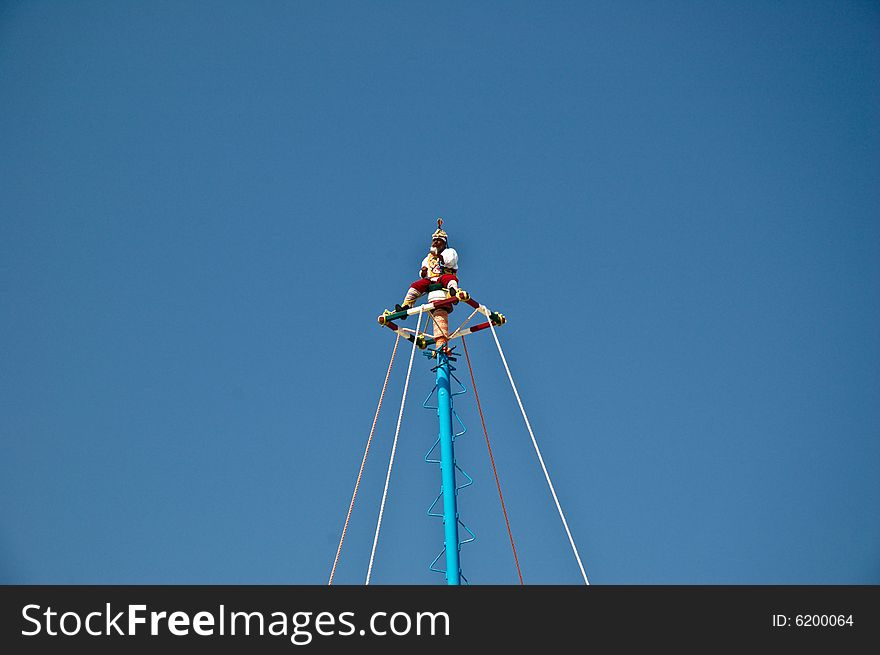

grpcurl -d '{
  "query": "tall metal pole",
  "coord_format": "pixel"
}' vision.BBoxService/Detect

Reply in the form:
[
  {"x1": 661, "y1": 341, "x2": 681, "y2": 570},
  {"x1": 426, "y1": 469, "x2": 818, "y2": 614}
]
[{"x1": 435, "y1": 350, "x2": 461, "y2": 585}]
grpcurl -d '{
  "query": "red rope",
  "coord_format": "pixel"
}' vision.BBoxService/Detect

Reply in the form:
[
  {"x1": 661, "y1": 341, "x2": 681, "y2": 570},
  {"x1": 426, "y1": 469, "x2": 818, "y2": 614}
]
[
  {"x1": 328, "y1": 334, "x2": 400, "y2": 584},
  {"x1": 461, "y1": 336, "x2": 524, "y2": 584}
]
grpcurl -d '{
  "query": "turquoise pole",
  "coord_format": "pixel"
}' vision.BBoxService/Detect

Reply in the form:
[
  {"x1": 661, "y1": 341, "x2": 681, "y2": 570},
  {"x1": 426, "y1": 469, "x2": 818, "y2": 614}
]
[{"x1": 435, "y1": 350, "x2": 461, "y2": 585}]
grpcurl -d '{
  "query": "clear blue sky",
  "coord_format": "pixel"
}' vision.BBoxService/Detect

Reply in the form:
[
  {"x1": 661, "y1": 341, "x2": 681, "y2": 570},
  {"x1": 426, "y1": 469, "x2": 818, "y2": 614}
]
[{"x1": 2, "y1": 1, "x2": 878, "y2": 585}]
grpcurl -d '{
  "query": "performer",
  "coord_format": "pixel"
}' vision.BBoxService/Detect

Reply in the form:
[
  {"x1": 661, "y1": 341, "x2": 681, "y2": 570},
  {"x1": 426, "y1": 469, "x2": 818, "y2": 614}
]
[{"x1": 394, "y1": 219, "x2": 465, "y2": 314}]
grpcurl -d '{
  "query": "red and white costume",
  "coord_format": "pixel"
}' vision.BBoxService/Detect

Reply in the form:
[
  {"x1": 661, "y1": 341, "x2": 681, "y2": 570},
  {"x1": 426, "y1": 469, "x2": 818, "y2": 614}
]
[{"x1": 401, "y1": 246, "x2": 459, "y2": 307}]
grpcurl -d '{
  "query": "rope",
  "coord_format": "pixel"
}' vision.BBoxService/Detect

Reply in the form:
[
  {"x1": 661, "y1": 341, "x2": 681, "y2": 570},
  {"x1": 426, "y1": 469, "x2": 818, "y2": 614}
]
[
  {"x1": 328, "y1": 334, "x2": 400, "y2": 585},
  {"x1": 427, "y1": 306, "x2": 450, "y2": 341},
  {"x1": 425, "y1": 296, "x2": 479, "y2": 346},
  {"x1": 461, "y1": 336, "x2": 524, "y2": 585},
  {"x1": 488, "y1": 320, "x2": 590, "y2": 585},
  {"x1": 447, "y1": 306, "x2": 481, "y2": 341},
  {"x1": 365, "y1": 310, "x2": 423, "y2": 584}
]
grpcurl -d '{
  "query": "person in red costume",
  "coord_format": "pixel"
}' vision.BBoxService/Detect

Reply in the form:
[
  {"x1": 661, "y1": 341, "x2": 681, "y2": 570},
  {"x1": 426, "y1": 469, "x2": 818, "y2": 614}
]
[{"x1": 394, "y1": 220, "x2": 466, "y2": 316}]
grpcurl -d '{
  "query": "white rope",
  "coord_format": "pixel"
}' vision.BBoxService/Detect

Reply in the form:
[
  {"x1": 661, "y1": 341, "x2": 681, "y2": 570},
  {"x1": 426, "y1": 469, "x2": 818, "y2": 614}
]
[
  {"x1": 446, "y1": 306, "x2": 482, "y2": 341},
  {"x1": 365, "y1": 309, "x2": 423, "y2": 585},
  {"x1": 488, "y1": 319, "x2": 590, "y2": 585}
]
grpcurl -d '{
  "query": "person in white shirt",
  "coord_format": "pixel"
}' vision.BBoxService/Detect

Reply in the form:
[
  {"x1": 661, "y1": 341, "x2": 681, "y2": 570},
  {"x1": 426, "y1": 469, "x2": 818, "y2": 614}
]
[{"x1": 394, "y1": 221, "x2": 463, "y2": 314}]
